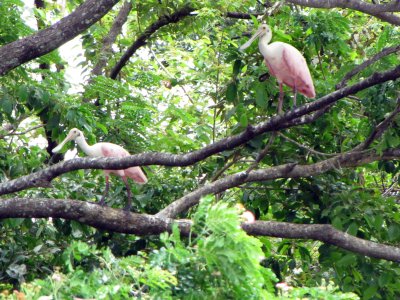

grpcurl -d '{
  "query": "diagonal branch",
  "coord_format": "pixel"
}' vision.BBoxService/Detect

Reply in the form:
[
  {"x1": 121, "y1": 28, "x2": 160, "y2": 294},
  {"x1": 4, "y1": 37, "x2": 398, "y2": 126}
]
[
  {"x1": 91, "y1": 0, "x2": 133, "y2": 77},
  {"x1": 0, "y1": 197, "x2": 399, "y2": 262},
  {"x1": 354, "y1": 97, "x2": 400, "y2": 151},
  {"x1": 285, "y1": 0, "x2": 400, "y2": 25},
  {"x1": 0, "y1": 0, "x2": 121, "y2": 75},
  {"x1": 109, "y1": 5, "x2": 195, "y2": 79},
  {"x1": 157, "y1": 148, "x2": 400, "y2": 218},
  {"x1": 0, "y1": 65, "x2": 399, "y2": 196},
  {"x1": 108, "y1": 7, "x2": 267, "y2": 79},
  {"x1": 337, "y1": 44, "x2": 400, "y2": 89}
]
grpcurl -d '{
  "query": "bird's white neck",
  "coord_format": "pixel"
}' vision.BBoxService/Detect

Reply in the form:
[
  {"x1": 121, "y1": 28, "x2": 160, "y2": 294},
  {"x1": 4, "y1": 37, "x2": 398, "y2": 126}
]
[
  {"x1": 258, "y1": 32, "x2": 272, "y2": 58},
  {"x1": 75, "y1": 134, "x2": 92, "y2": 156}
]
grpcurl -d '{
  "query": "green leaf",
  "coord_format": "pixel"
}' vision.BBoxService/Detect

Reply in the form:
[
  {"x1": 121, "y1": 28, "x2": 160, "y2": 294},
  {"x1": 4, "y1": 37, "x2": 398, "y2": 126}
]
[
  {"x1": 232, "y1": 59, "x2": 243, "y2": 77},
  {"x1": 1, "y1": 95, "x2": 13, "y2": 115},
  {"x1": 226, "y1": 82, "x2": 237, "y2": 103},
  {"x1": 255, "y1": 83, "x2": 268, "y2": 109},
  {"x1": 388, "y1": 224, "x2": 400, "y2": 241},
  {"x1": 363, "y1": 285, "x2": 378, "y2": 300},
  {"x1": 376, "y1": 26, "x2": 389, "y2": 52}
]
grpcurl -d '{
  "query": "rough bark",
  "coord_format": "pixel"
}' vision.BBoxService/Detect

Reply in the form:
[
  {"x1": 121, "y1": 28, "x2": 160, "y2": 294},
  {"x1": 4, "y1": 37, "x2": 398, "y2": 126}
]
[
  {"x1": 286, "y1": 0, "x2": 400, "y2": 25},
  {"x1": 242, "y1": 221, "x2": 400, "y2": 262},
  {"x1": 0, "y1": 197, "x2": 399, "y2": 262},
  {"x1": 0, "y1": 0, "x2": 120, "y2": 75},
  {"x1": 157, "y1": 149, "x2": 400, "y2": 218}
]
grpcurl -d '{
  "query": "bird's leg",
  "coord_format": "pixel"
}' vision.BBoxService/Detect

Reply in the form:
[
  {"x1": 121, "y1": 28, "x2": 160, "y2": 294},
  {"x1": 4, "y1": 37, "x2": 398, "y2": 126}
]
[
  {"x1": 293, "y1": 84, "x2": 297, "y2": 109},
  {"x1": 123, "y1": 178, "x2": 132, "y2": 212},
  {"x1": 98, "y1": 176, "x2": 110, "y2": 206},
  {"x1": 278, "y1": 82, "x2": 284, "y2": 115}
]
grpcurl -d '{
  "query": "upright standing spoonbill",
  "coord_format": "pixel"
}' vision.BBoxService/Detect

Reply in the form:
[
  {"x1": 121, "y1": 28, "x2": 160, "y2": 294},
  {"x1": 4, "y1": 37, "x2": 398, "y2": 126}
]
[
  {"x1": 52, "y1": 128, "x2": 147, "y2": 211},
  {"x1": 239, "y1": 24, "x2": 315, "y2": 114}
]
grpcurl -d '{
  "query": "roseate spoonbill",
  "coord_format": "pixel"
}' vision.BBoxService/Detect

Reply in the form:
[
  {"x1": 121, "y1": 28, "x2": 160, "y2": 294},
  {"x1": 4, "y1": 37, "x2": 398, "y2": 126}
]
[
  {"x1": 236, "y1": 203, "x2": 256, "y2": 223},
  {"x1": 52, "y1": 128, "x2": 147, "y2": 211},
  {"x1": 239, "y1": 24, "x2": 315, "y2": 114}
]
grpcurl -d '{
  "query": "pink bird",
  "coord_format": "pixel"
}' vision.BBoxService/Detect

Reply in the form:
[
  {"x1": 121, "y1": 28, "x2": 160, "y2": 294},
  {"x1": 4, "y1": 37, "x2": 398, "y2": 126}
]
[
  {"x1": 236, "y1": 203, "x2": 256, "y2": 223},
  {"x1": 240, "y1": 24, "x2": 315, "y2": 114},
  {"x1": 52, "y1": 128, "x2": 147, "y2": 211}
]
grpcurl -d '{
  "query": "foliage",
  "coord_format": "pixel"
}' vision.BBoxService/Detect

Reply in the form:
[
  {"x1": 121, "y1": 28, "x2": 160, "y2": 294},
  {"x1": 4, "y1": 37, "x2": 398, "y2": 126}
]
[
  {"x1": 0, "y1": 0, "x2": 400, "y2": 299},
  {"x1": 0, "y1": 199, "x2": 359, "y2": 299}
]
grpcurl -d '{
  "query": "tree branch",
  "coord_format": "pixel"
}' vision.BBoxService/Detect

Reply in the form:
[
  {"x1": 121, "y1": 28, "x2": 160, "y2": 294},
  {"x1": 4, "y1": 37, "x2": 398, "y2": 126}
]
[
  {"x1": 157, "y1": 148, "x2": 400, "y2": 218},
  {"x1": 242, "y1": 221, "x2": 400, "y2": 262},
  {"x1": 109, "y1": 5, "x2": 195, "y2": 79},
  {"x1": 354, "y1": 97, "x2": 400, "y2": 151},
  {"x1": 225, "y1": 12, "x2": 264, "y2": 19},
  {"x1": 1, "y1": 197, "x2": 399, "y2": 262},
  {"x1": 285, "y1": 0, "x2": 400, "y2": 25},
  {"x1": 0, "y1": 0, "x2": 120, "y2": 75},
  {"x1": 337, "y1": 44, "x2": 400, "y2": 89},
  {"x1": 0, "y1": 65, "x2": 399, "y2": 196},
  {"x1": 91, "y1": 0, "x2": 133, "y2": 77}
]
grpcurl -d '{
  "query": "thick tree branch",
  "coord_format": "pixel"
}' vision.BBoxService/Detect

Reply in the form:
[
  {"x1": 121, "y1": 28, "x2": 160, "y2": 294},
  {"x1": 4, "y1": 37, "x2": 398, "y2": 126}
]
[
  {"x1": 0, "y1": 65, "x2": 399, "y2": 196},
  {"x1": 242, "y1": 221, "x2": 400, "y2": 262},
  {"x1": 157, "y1": 148, "x2": 400, "y2": 218},
  {"x1": 337, "y1": 44, "x2": 400, "y2": 89},
  {"x1": 0, "y1": 0, "x2": 120, "y2": 75},
  {"x1": 285, "y1": 0, "x2": 400, "y2": 25},
  {"x1": 287, "y1": 0, "x2": 400, "y2": 13},
  {"x1": 0, "y1": 197, "x2": 399, "y2": 262},
  {"x1": 110, "y1": 5, "x2": 195, "y2": 79}
]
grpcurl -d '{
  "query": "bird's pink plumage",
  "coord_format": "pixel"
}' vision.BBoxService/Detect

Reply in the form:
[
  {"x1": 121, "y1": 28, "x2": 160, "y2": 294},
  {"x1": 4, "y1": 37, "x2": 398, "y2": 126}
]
[
  {"x1": 101, "y1": 144, "x2": 147, "y2": 184},
  {"x1": 265, "y1": 43, "x2": 315, "y2": 99}
]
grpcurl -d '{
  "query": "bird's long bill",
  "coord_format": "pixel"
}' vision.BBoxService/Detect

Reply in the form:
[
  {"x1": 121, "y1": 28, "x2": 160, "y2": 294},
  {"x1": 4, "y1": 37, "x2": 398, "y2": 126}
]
[
  {"x1": 239, "y1": 28, "x2": 263, "y2": 51},
  {"x1": 52, "y1": 132, "x2": 74, "y2": 153}
]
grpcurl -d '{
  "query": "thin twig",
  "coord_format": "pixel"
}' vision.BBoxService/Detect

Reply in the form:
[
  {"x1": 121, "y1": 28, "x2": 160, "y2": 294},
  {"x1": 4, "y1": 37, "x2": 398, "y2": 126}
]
[
  {"x1": 278, "y1": 132, "x2": 338, "y2": 157},
  {"x1": 246, "y1": 132, "x2": 277, "y2": 173},
  {"x1": 0, "y1": 124, "x2": 44, "y2": 139},
  {"x1": 149, "y1": 48, "x2": 194, "y2": 104}
]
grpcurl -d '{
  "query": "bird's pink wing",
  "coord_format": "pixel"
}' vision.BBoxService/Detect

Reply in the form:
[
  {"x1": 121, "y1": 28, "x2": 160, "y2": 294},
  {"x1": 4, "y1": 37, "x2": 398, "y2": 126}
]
[
  {"x1": 101, "y1": 144, "x2": 147, "y2": 184},
  {"x1": 282, "y1": 46, "x2": 315, "y2": 98},
  {"x1": 125, "y1": 166, "x2": 148, "y2": 184}
]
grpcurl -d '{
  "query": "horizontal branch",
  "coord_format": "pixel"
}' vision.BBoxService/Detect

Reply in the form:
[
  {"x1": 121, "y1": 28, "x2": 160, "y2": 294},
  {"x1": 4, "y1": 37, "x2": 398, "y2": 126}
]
[
  {"x1": 287, "y1": 0, "x2": 400, "y2": 13},
  {"x1": 285, "y1": 0, "x2": 400, "y2": 25},
  {"x1": 1, "y1": 197, "x2": 399, "y2": 262},
  {"x1": 242, "y1": 221, "x2": 400, "y2": 262},
  {"x1": 0, "y1": 65, "x2": 399, "y2": 196},
  {"x1": 0, "y1": 0, "x2": 120, "y2": 75}
]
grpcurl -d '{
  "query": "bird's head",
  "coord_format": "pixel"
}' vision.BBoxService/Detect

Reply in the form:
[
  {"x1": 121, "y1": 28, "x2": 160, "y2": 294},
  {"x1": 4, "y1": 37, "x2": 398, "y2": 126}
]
[
  {"x1": 52, "y1": 128, "x2": 83, "y2": 153},
  {"x1": 239, "y1": 23, "x2": 272, "y2": 51}
]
